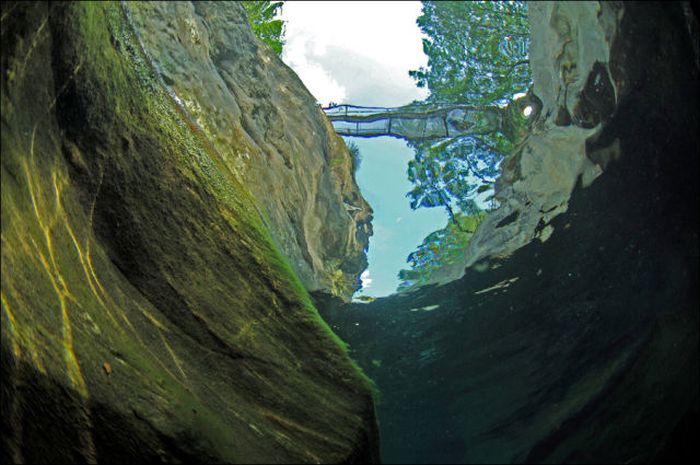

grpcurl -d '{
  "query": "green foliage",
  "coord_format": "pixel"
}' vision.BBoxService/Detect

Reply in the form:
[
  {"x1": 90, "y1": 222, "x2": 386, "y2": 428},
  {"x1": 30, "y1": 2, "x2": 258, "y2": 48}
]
[
  {"x1": 406, "y1": 1, "x2": 531, "y2": 223},
  {"x1": 410, "y1": 0, "x2": 530, "y2": 106},
  {"x1": 406, "y1": 136, "x2": 501, "y2": 228},
  {"x1": 347, "y1": 140, "x2": 362, "y2": 173},
  {"x1": 398, "y1": 212, "x2": 486, "y2": 291},
  {"x1": 242, "y1": 1, "x2": 285, "y2": 56}
]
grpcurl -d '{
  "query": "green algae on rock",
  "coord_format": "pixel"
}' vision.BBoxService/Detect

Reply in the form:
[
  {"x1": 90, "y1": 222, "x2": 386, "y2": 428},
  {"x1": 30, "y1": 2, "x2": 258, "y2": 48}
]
[
  {"x1": 1, "y1": 2, "x2": 378, "y2": 462},
  {"x1": 125, "y1": 1, "x2": 373, "y2": 300}
]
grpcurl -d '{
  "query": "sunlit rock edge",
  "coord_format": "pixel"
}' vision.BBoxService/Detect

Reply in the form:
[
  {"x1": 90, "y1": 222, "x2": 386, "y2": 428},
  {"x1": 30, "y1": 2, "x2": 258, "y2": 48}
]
[{"x1": 127, "y1": 1, "x2": 373, "y2": 301}]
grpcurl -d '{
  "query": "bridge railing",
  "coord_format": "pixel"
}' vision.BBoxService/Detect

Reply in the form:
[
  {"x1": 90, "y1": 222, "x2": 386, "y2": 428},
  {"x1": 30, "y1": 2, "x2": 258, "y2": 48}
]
[
  {"x1": 322, "y1": 103, "x2": 504, "y2": 140},
  {"x1": 322, "y1": 104, "x2": 403, "y2": 118}
]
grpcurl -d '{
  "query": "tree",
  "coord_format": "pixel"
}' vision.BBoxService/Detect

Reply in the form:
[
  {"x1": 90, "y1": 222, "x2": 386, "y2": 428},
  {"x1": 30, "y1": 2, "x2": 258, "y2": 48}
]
[
  {"x1": 396, "y1": 1, "x2": 531, "y2": 288},
  {"x1": 398, "y1": 212, "x2": 486, "y2": 291},
  {"x1": 406, "y1": 1, "x2": 531, "y2": 224},
  {"x1": 346, "y1": 140, "x2": 362, "y2": 173},
  {"x1": 410, "y1": 1, "x2": 530, "y2": 107},
  {"x1": 242, "y1": 1, "x2": 285, "y2": 56},
  {"x1": 406, "y1": 135, "x2": 505, "y2": 230}
]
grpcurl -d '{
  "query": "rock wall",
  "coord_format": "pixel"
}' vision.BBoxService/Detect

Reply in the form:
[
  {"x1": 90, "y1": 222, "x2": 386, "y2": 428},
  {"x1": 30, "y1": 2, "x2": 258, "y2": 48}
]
[
  {"x1": 1, "y1": 2, "x2": 377, "y2": 462},
  {"x1": 126, "y1": 2, "x2": 372, "y2": 299},
  {"x1": 321, "y1": 1, "x2": 698, "y2": 463}
]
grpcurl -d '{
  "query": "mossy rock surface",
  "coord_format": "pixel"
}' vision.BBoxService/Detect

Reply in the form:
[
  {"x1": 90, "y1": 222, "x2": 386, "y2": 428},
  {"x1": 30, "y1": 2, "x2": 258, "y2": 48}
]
[
  {"x1": 125, "y1": 1, "x2": 373, "y2": 300},
  {"x1": 1, "y1": 2, "x2": 377, "y2": 462}
]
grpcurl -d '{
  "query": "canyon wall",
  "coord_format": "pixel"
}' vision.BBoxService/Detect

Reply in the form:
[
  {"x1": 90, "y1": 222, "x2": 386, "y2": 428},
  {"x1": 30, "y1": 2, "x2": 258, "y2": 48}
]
[
  {"x1": 1, "y1": 2, "x2": 377, "y2": 462},
  {"x1": 126, "y1": 2, "x2": 373, "y2": 300}
]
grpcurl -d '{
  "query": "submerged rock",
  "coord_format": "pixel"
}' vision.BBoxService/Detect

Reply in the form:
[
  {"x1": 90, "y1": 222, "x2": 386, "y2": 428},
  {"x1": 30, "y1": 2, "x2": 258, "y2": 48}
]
[
  {"x1": 437, "y1": 2, "x2": 626, "y2": 282},
  {"x1": 1, "y1": 2, "x2": 377, "y2": 462},
  {"x1": 322, "y1": 2, "x2": 698, "y2": 463}
]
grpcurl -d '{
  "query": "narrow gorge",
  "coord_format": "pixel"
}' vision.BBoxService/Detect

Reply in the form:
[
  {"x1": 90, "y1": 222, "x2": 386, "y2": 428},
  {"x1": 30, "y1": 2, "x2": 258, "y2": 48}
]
[{"x1": 1, "y1": 1, "x2": 697, "y2": 464}]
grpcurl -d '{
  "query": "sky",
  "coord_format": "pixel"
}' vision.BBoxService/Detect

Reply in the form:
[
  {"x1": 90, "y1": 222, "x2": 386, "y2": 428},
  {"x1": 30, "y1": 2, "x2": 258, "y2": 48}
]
[{"x1": 280, "y1": 1, "x2": 448, "y2": 297}]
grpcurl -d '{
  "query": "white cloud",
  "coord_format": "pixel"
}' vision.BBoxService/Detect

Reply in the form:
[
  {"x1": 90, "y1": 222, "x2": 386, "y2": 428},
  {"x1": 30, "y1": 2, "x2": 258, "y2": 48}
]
[
  {"x1": 282, "y1": 27, "x2": 347, "y2": 104},
  {"x1": 360, "y1": 269, "x2": 373, "y2": 289},
  {"x1": 280, "y1": 1, "x2": 428, "y2": 106}
]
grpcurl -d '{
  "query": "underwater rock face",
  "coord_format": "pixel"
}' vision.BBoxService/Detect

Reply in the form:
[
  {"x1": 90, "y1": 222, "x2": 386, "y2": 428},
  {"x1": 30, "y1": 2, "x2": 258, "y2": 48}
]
[
  {"x1": 321, "y1": 2, "x2": 698, "y2": 463},
  {"x1": 1, "y1": 2, "x2": 377, "y2": 463},
  {"x1": 436, "y1": 2, "x2": 626, "y2": 282},
  {"x1": 126, "y1": 1, "x2": 372, "y2": 299}
]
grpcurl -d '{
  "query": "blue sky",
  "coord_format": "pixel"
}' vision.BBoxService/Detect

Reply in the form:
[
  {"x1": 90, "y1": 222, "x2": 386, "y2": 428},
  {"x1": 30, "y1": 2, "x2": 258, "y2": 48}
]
[
  {"x1": 280, "y1": 1, "x2": 448, "y2": 296},
  {"x1": 352, "y1": 138, "x2": 448, "y2": 296}
]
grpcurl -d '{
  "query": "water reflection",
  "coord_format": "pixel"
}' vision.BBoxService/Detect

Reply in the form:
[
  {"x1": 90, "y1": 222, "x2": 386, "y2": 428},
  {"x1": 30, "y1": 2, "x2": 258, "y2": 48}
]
[{"x1": 350, "y1": 137, "x2": 447, "y2": 298}]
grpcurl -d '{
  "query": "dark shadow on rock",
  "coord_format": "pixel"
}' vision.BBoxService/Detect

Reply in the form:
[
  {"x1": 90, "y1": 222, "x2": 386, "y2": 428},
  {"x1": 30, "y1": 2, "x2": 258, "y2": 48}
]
[{"x1": 1, "y1": 344, "x2": 210, "y2": 464}]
